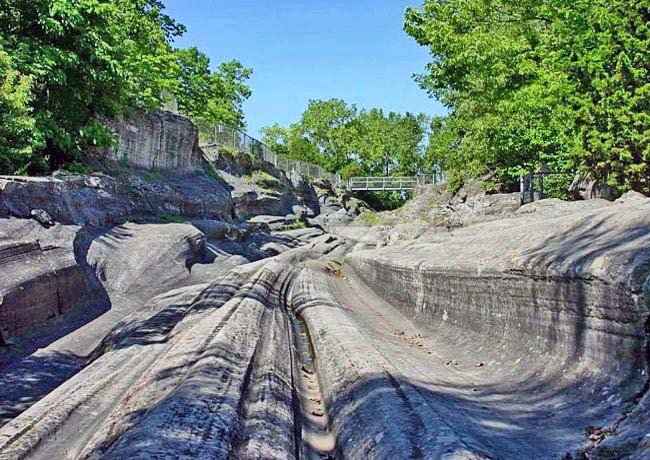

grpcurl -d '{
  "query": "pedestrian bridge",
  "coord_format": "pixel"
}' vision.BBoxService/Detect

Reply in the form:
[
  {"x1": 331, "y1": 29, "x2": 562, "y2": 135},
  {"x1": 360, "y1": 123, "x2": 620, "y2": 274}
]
[{"x1": 347, "y1": 175, "x2": 442, "y2": 192}]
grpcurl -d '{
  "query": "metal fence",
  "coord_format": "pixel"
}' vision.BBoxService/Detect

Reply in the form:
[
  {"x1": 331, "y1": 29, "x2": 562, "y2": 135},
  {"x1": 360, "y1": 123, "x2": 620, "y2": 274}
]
[
  {"x1": 201, "y1": 125, "x2": 341, "y2": 184},
  {"x1": 519, "y1": 171, "x2": 573, "y2": 204}
]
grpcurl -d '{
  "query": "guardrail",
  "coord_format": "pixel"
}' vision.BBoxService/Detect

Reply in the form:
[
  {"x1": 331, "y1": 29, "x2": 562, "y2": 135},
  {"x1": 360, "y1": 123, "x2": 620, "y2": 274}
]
[
  {"x1": 348, "y1": 174, "x2": 444, "y2": 191},
  {"x1": 201, "y1": 125, "x2": 341, "y2": 184}
]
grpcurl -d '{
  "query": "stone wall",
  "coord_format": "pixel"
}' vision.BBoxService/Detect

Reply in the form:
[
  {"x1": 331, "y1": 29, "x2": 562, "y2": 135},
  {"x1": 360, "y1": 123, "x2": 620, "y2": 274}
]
[{"x1": 102, "y1": 111, "x2": 202, "y2": 173}]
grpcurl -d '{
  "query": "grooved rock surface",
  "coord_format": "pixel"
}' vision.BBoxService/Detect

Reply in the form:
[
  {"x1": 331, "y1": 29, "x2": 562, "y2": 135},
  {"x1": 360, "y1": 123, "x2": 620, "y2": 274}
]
[
  {"x1": 86, "y1": 223, "x2": 206, "y2": 304},
  {"x1": 1, "y1": 169, "x2": 649, "y2": 460},
  {"x1": 0, "y1": 172, "x2": 233, "y2": 226},
  {"x1": 347, "y1": 200, "x2": 650, "y2": 374},
  {"x1": 0, "y1": 220, "x2": 97, "y2": 343},
  {"x1": 0, "y1": 241, "x2": 89, "y2": 341}
]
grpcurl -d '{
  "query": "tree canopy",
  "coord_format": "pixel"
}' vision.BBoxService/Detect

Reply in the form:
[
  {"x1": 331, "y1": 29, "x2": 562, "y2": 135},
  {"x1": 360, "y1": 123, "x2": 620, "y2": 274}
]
[
  {"x1": 0, "y1": 0, "x2": 252, "y2": 174},
  {"x1": 261, "y1": 99, "x2": 429, "y2": 180},
  {"x1": 405, "y1": 0, "x2": 649, "y2": 194}
]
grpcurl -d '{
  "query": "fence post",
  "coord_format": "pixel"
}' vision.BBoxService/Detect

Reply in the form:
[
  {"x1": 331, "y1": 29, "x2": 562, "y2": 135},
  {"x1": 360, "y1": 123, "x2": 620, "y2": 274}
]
[
  {"x1": 539, "y1": 174, "x2": 544, "y2": 200},
  {"x1": 519, "y1": 175, "x2": 525, "y2": 205}
]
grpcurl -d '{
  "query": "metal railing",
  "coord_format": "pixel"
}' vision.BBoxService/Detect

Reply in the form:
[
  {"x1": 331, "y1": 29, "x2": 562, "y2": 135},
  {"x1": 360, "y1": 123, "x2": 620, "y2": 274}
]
[
  {"x1": 201, "y1": 125, "x2": 341, "y2": 184},
  {"x1": 519, "y1": 171, "x2": 573, "y2": 204},
  {"x1": 348, "y1": 174, "x2": 444, "y2": 191}
]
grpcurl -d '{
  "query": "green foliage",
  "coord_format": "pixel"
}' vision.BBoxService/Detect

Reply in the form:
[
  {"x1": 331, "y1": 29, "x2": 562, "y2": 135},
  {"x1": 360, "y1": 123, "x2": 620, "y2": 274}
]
[
  {"x1": 158, "y1": 213, "x2": 186, "y2": 224},
  {"x1": 541, "y1": 174, "x2": 573, "y2": 200},
  {"x1": 359, "y1": 191, "x2": 412, "y2": 211},
  {"x1": 359, "y1": 211, "x2": 380, "y2": 226},
  {"x1": 276, "y1": 220, "x2": 307, "y2": 232},
  {"x1": 201, "y1": 161, "x2": 223, "y2": 182},
  {"x1": 0, "y1": 0, "x2": 188, "y2": 173},
  {"x1": 355, "y1": 109, "x2": 429, "y2": 176},
  {"x1": 60, "y1": 161, "x2": 92, "y2": 175},
  {"x1": 246, "y1": 171, "x2": 284, "y2": 191},
  {"x1": 175, "y1": 47, "x2": 252, "y2": 136},
  {"x1": 0, "y1": 45, "x2": 34, "y2": 174},
  {"x1": 260, "y1": 123, "x2": 290, "y2": 156},
  {"x1": 0, "y1": 1, "x2": 252, "y2": 175},
  {"x1": 405, "y1": 0, "x2": 649, "y2": 194},
  {"x1": 261, "y1": 99, "x2": 429, "y2": 181}
]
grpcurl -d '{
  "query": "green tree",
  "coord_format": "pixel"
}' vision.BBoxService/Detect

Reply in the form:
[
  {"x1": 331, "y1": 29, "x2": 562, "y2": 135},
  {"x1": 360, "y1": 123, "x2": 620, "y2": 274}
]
[
  {"x1": 0, "y1": 0, "x2": 184, "y2": 172},
  {"x1": 405, "y1": 0, "x2": 649, "y2": 194},
  {"x1": 209, "y1": 60, "x2": 253, "y2": 130},
  {"x1": 262, "y1": 99, "x2": 428, "y2": 180},
  {"x1": 356, "y1": 109, "x2": 428, "y2": 176},
  {"x1": 174, "y1": 48, "x2": 252, "y2": 138},
  {"x1": 174, "y1": 47, "x2": 212, "y2": 121},
  {"x1": 0, "y1": 45, "x2": 34, "y2": 174},
  {"x1": 562, "y1": 0, "x2": 650, "y2": 193},
  {"x1": 292, "y1": 98, "x2": 360, "y2": 172},
  {"x1": 260, "y1": 123, "x2": 290, "y2": 156}
]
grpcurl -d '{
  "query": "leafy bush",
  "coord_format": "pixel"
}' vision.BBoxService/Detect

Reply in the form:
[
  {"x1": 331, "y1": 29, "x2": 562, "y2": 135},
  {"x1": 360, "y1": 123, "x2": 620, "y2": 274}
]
[{"x1": 405, "y1": 0, "x2": 649, "y2": 195}]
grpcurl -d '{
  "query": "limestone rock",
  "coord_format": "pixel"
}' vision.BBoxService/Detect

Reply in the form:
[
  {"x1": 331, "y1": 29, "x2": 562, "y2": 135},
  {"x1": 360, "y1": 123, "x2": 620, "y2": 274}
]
[
  {"x1": 100, "y1": 110, "x2": 202, "y2": 173},
  {"x1": 569, "y1": 172, "x2": 617, "y2": 201},
  {"x1": 30, "y1": 209, "x2": 54, "y2": 228},
  {"x1": 615, "y1": 190, "x2": 648, "y2": 203}
]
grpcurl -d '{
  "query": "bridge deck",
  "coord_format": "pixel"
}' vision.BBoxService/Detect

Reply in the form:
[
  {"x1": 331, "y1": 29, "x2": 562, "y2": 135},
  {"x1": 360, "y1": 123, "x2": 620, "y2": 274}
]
[{"x1": 347, "y1": 176, "x2": 439, "y2": 191}]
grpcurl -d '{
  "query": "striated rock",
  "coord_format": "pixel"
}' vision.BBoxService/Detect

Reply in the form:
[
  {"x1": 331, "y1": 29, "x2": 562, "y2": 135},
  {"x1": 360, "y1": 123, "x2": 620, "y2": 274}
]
[
  {"x1": 347, "y1": 199, "x2": 650, "y2": 377},
  {"x1": 0, "y1": 172, "x2": 233, "y2": 227},
  {"x1": 100, "y1": 111, "x2": 202, "y2": 173},
  {"x1": 0, "y1": 221, "x2": 98, "y2": 343},
  {"x1": 86, "y1": 223, "x2": 206, "y2": 304}
]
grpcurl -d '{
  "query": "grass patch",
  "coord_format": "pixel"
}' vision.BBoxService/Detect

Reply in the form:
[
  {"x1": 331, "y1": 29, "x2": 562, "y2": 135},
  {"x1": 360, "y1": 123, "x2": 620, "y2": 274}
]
[
  {"x1": 360, "y1": 211, "x2": 380, "y2": 226},
  {"x1": 246, "y1": 170, "x2": 284, "y2": 190},
  {"x1": 158, "y1": 214, "x2": 186, "y2": 224},
  {"x1": 277, "y1": 220, "x2": 307, "y2": 231},
  {"x1": 146, "y1": 169, "x2": 165, "y2": 182},
  {"x1": 201, "y1": 161, "x2": 223, "y2": 182}
]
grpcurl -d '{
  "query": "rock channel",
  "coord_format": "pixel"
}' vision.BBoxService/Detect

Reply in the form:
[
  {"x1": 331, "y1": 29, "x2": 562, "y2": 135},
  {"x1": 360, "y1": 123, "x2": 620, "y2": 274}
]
[{"x1": 0, "y1": 112, "x2": 648, "y2": 460}]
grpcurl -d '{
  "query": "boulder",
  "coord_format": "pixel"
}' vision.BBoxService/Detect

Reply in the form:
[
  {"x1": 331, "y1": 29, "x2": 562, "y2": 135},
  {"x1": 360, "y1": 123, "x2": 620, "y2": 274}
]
[
  {"x1": 30, "y1": 209, "x2": 54, "y2": 228},
  {"x1": 615, "y1": 190, "x2": 648, "y2": 204},
  {"x1": 569, "y1": 172, "x2": 617, "y2": 201}
]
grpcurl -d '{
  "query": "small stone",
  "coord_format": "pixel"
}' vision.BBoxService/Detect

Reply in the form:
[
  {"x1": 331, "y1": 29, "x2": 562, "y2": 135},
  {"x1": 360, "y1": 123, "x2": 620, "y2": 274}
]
[
  {"x1": 30, "y1": 209, "x2": 54, "y2": 227},
  {"x1": 84, "y1": 176, "x2": 103, "y2": 189},
  {"x1": 475, "y1": 362, "x2": 485, "y2": 367}
]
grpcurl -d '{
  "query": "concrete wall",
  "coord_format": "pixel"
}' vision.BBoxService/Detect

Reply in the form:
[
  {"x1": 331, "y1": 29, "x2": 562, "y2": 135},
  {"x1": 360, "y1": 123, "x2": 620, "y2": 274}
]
[{"x1": 102, "y1": 111, "x2": 202, "y2": 173}]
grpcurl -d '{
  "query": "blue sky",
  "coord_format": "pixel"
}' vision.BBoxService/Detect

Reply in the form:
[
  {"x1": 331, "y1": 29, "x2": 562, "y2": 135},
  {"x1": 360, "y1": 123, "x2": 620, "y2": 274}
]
[{"x1": 164, "y1": 0, "x2": 445, "y2": 137}]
